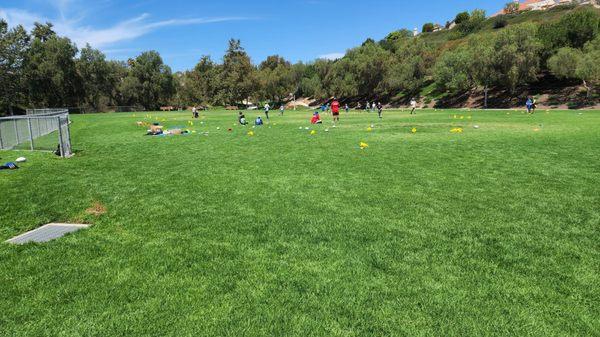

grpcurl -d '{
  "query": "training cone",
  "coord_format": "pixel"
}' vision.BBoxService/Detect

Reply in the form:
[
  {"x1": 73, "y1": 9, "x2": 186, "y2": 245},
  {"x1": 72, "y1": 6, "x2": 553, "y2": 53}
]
[
  {"x1": 359, "y1": 142, "x2": 369, "y2": 150},
  {"x1": 411, "y1": 128, "x2": 417, "y2": 133}
]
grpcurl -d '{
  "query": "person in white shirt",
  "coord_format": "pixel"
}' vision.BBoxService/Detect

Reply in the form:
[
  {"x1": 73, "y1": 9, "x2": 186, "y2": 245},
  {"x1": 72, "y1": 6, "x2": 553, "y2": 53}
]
[
  {"x1": 410, "y1": 99, "x2": 417, "y2": 115},
  {"x1": 264, "y1": 103, "x2": 270, "y2": 120}
]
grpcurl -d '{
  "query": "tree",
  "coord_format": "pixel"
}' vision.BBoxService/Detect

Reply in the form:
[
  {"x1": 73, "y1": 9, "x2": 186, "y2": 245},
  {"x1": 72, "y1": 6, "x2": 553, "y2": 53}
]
[
  {"x1": 434, "y1": 47, "x2": 473, "y2": 93},
  {"x1": 469, "y1": 35, "x2": 499, "y2": 108},
  {"x1": 422, "y1": 23, "x2": 435, "y2": 33},
  {"x1": 454, "y1": 11, "x2": 470, "y2": 25},
  {"x1": 77, "y1": 45, "x2": 112, "y2": 110},
  {"x1": 547, "y1": 47, "x2": 582, "y2": 79},
  {"x1": 127, "y1": 51, "x2": 175, "y2": 109},
  {"x1": 0, "y1": 20, "x2": 30, "y2": 115},
  {"x1": 538, "y1": 8, "x2": 600, "y2": 56},
  {"x1": 25, "y1": 34, "x2": 82, "y2": 108},
  {"x1": 493, "y1": 16, "x2": 508, "y2": 29},
  {"x1": 219, "y1": 39, "x2": 255, "y2": 105},
  {"x1": 459, "y1": 9, "x2": 486, "y2": 34},
  {"x1": 258, "y1": 55, "x2": 294, "y2": 101},
  {"x1": 380, "y1": 29, "x2": 413, "y2": 50},
  {"x1": 549, "y1": 45, "x2": 600, "y2": 98},
  {"x1": 380, "y1": 39, "x2": 433, "y2": 96},
  {"x1": 492, "y1": 23, "x2": 542, "y2": 93},
  {"x1": 187, "y1": 56, "x2": 219, "y2": 105},
  {"x1": 576, "y1": 50, "x2": 600, "y2": 98},
  {"x1": 504, "y1": 2, "x2": 520, "y2": 15},
  {"x1": 31, "y1": 22, "x2": 55, "y2": 42}
]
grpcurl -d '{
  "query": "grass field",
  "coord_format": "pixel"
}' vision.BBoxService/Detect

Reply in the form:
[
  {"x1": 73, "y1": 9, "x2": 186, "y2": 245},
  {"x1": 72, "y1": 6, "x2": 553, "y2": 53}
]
[{"x1": 1, "y1": 108, "x2": 599, "y2": 336}]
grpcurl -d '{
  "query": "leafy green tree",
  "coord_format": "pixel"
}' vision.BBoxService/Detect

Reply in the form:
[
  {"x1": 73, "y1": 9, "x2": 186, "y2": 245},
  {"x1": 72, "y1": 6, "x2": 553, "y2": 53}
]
[
  {"x1": 381, "y1": 39, "x2": 433, "y2": 96},
  {"x1": 380, "y1": 29, "x2": 413, "y2": 50},
  {"x1": 576, "y1": 50, "x2": 600, "y2": 98},
  {"x1": 549, "y1": 45, "x2": 600, "y2": 98},
  {"x1": 128, "y1": 51, "x2": 175, "y2": 109},
  {"x1": 454, "y1": 11, "x2": 470, "y2": 25},
  {"x1": 459, "y1": 9, "x2": 486, "y2": 34},
  {"x1": 118, "y1": 75, "x2": 141, "y2": 106},
  {"x1": 31, "y1": 22, "x2": 55, "y2": 42},
  {"x1": 434, "y1": 47, "x2": 473, "y2": 93},
  {"x1": 492, "y1": 23, "x2": 542, "y2": 93},
  {"x1": 548, "y1": 47, "x2": 583, "y2": 79},
  {"x1": 218, "y1": 39, "x2": 255, "y2": 105},
  {"x1": 77, "y1": 45, "x2": 112, "y2": 110},
  {"x1": 0, "y1": 20, "x2": 30, "y2": 115},
  {"x1": 105, "y1": 60, "x2": 129, "y2": 106},
  {"x1": 187, "y1": 56, "x2": 220, "y2": 105},
  {"x1": 258, "y1": 55, "x2": 294, "y2": 101},
  {"x1": 422, "y1": 23, "x2": 435, "y2": 33},
  {"x1": 538, "y1": 8, "x2": 600, "y2": 56},
  {"x1": 584, "y1": 35, "x2": 600, "y2": 52},
  {"x1": 469, "y1": 35, "x2": 497, "y2": 108},
  {"x1": 493, "y1": 16, "x2": 508, "y2": 29},
  {"x1": 25, "y1": 33, "x2": 82, "y2": 107}
]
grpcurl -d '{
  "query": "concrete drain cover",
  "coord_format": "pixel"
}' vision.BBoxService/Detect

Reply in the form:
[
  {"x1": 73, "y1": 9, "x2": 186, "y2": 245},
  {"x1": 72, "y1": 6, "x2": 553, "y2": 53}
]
[{"x1": 6, "y1": 223, "x2": 90, "y2": 244}]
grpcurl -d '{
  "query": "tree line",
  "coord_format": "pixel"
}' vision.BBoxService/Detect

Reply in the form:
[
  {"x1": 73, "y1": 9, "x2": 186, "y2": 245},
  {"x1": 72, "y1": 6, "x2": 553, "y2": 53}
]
[{"x1": 1, "y1": 5, "x2": 599, "y2": 115}]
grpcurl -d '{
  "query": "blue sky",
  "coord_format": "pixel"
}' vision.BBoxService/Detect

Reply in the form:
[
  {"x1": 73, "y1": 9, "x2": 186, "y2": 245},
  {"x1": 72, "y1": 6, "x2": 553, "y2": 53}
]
[{"x1": 1, "y1": 0, "x2": 508, "y2": 71}]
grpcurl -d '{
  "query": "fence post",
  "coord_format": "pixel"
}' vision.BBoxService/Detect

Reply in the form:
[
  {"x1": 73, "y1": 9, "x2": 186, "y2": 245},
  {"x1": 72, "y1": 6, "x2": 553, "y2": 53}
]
[
  {"x1": 27, "y1": 117, "x2": 34, "y2": 150},
  {"x1": 13, "y1": 119, "x2": 19, "y2": 144},
  {"x1": 64, "y1": 115, "x2": 72, "y2": 156},
  {"x1": 0, "y1": 122, "x2": 4, "y2": 149},
  {"x1": 57, "y1": 116, "x2": 64, "y2": 157}
]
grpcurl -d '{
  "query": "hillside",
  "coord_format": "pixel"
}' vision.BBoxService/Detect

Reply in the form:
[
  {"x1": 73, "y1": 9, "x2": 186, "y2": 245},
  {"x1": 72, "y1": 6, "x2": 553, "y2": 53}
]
[
  {"x1": 412, "y1": 4, "x2": 600, "y2": 109},
  {"x1": 304, "y1": 4, "x2": 600, "y2": 110}
]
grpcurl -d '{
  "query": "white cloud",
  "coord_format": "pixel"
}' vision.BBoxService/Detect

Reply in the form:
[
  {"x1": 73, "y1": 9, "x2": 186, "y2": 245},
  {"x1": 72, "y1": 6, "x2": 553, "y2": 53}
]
[
  {"x1": 318, "y1": 52, "x2": 345, "y2": 60},
  {"x1": 0, "y1": 7, "x2": 249, "y2": 49}
]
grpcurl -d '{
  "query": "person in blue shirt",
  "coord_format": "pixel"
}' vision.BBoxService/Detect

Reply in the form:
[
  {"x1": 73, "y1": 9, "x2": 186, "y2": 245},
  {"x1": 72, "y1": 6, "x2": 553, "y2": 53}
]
[
  {"x1": 255, "y1": 116, "x2": 264, "y2": 126},
  {"x1": 526, "y1": 96, "x2": 534, "y2": 114}
]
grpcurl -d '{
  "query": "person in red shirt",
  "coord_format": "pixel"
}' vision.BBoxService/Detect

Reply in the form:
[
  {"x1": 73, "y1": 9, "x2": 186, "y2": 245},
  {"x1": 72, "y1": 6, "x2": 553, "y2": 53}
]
[
  {"x1": 310, "y1": 111, "x2": 322, "y2": 124},
  {"x1": 331, "y1": 98, "x2": 340, "y2": 123}
]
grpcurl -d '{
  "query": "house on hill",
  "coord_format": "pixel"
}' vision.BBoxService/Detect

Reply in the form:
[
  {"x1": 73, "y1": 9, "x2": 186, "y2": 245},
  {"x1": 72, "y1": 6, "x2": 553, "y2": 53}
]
[{"x1": 492, "y1": 0, "x2": 599, "y2": 16}]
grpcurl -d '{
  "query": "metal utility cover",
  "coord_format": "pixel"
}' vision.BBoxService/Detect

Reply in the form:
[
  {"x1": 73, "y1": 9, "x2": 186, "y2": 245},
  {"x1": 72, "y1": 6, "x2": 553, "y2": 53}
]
[{"x1": 6, "y1": 223, "x2": 90, "y2": 244}]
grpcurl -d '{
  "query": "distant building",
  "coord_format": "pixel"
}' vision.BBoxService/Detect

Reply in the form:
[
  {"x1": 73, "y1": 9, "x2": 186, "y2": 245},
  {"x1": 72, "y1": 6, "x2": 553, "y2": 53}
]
[
  {"x1": 492, "y1": 0, "x2": 600, "y2": 16},
  {"x1": 493, "y1": 0, "x2": 599, "y2": 16}
]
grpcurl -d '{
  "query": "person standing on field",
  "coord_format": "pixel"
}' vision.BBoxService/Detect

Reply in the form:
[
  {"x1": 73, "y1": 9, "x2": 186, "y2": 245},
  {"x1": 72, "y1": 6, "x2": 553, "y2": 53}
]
[
  {"x1": 377, "y1": 102, "x2": 383, "y2": 118},
  {"x1": 264, "y1": 103, "x2": 270, "y2": 120},
  {"x1": 410, "y1": 98, "x2": 417, "y2": 114},
  {"x1": 345, "y1": 104, "x2": 349, "y2": 113},
  {"x1": 280, "y1": 105, "x2": 285, "y2": 116},
  {"x1": 331, "y1": 98, "x2": 340, "y2": 123}
]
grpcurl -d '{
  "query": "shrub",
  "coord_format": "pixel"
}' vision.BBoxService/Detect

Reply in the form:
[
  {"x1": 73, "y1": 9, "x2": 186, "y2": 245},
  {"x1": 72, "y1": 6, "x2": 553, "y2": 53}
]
[
  {"x1": 422, "y1": 23, "x2": 435, "y2": 33},
  {"x1": 493, "y1": 17, "x2": 508, "y2": 29}
]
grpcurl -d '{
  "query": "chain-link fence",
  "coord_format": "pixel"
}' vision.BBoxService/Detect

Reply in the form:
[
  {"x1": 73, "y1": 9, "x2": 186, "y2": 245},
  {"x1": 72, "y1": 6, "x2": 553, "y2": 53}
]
[{"x1": 0, "y1": 109, "x2": 72, "y2": 157}]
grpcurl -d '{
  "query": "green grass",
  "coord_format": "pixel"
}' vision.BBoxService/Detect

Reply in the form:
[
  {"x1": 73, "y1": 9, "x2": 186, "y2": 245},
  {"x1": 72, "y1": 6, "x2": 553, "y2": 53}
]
[{"x1": 1, "y1": 108, "x2": 599, "y2": 336}]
